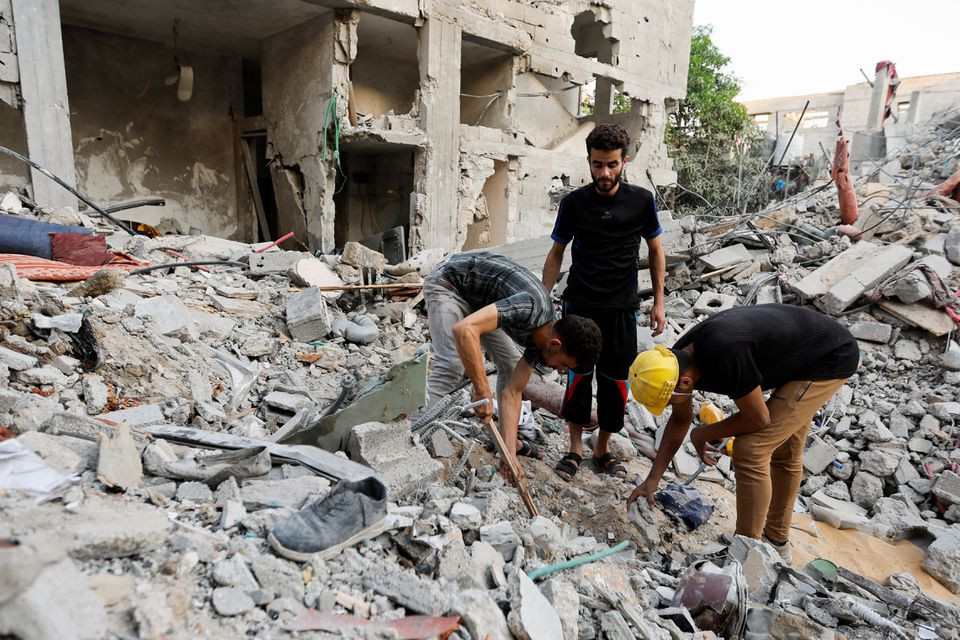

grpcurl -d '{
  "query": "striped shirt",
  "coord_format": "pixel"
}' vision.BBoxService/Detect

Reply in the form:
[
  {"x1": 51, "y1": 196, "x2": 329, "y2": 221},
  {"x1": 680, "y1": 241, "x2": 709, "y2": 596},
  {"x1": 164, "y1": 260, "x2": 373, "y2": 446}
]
[{"x1": 436, "y1": 252, "x2": 555, "y2": 366}]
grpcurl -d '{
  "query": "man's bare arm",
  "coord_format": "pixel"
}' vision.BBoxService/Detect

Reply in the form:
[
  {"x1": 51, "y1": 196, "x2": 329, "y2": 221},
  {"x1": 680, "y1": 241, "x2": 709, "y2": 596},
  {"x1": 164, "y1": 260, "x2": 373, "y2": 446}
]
[
  {"x1": 647, "y1": 235, "x2": 666, "y2": 336},
  {"x1": 451, "y1": 304, "x2": 500, "y2": 417},
  {"x1": 498, "y1": 358, "x2": 533, "y2": 477},
  {"x1": 542, "y1": 241, "x2": 568, "y2": 294}
]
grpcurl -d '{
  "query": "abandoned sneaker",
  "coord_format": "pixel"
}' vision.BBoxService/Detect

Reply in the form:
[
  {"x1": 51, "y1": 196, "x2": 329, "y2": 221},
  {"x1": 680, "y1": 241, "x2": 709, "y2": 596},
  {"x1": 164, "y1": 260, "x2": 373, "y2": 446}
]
[
  {"x1": 268, "y1": 477, "x2": 388, "y2": 562},
  {"x1": 762, "y1": 533, "x2": 793, "y2": 565}
]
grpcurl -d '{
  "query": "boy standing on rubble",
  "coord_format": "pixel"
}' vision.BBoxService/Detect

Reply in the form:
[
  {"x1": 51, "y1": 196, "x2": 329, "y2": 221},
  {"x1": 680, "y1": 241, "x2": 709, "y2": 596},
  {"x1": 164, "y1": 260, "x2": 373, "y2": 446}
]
[
  {"x1": 542, "y1": 123, "x2": 666, "y2": 481},
  {"x1": 626, "y1": 304, "x2": 859, "y2": 563},
  {"x1": 423, "y1": 251, "x2": 602, "y2": 481}
]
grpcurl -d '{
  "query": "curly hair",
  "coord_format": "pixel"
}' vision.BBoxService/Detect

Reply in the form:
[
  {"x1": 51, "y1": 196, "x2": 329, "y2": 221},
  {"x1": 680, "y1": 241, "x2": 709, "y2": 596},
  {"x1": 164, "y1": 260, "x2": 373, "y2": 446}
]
[
  {"x1": 554, "y1": 314, "x2": 602, "y2": 371},
  {"x1": 586, "y1": 123, "x2": 630, "y2": 158}
]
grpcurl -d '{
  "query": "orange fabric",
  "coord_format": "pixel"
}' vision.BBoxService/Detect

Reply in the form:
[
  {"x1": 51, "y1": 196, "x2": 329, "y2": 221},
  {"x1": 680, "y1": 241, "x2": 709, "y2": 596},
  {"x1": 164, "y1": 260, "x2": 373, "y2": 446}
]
[
  {"x1": 0, "y1": 252, "x2": 147, "y2": 281},
  {"x1": 831, "y1": 132, "x2": 859, "y2": 225}
]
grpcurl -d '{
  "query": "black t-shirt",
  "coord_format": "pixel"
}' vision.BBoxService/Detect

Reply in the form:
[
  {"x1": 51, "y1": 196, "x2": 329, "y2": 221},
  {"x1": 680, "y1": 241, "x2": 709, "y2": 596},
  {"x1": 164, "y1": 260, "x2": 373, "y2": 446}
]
[
  {"x1": 673, "y1": 304, "x2": 859, "y2": 399},
  {"x1": 551, "y1": 182, "x2": 661, "y2": 309}
]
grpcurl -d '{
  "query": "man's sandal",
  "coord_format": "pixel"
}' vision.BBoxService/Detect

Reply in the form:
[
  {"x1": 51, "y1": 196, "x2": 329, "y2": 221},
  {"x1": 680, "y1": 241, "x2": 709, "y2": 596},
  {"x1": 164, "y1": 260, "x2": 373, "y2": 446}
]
[
  {"x1": 555, "y1": 452, "x2": 582, "y2": 481},
  {"x1": 517, "y1": 441, "x2": 543, "y2": 460},
  {"x1": 482, "y1": 438, "x2": 543, "y2": 459},
  {"x1": 593, "y1": 452, "x2": 627, "y2": 478}
]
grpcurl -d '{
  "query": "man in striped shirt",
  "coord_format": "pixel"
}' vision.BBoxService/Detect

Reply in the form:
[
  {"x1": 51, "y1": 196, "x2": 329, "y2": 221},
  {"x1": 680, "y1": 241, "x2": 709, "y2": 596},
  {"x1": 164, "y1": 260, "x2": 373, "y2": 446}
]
[{"x1": 423, "y1": 251, "x2": 602, "y2": 481}]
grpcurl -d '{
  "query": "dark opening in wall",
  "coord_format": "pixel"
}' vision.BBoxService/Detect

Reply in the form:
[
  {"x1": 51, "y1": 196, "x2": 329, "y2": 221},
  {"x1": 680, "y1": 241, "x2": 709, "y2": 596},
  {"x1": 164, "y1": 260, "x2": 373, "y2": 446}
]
[
  {"x1": 333, "y1": 143, "x2": 414, "y2": 253},
  {"x1": 571, "y1": 11, "x2": 617, "y2": 65}
]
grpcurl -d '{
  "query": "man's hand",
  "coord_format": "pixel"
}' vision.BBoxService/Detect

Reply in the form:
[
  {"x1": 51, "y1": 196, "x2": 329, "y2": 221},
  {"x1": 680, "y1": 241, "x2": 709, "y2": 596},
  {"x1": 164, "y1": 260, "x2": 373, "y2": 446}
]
[
  {"x1": 498, "y1": 453, "x2": 525, "y2": 487},
  {"x1": 627, "y1": 476, "x2": 659, "y2": 508},
  {"x1": 472, "y1": 392, "x2": 494, "y2": 421},
  {"x1": 650, "y1": 302, "x2": 666, "y2": 337},
  {"x1": 690, "y1": 425, "x2": 720, "y2": 466}
]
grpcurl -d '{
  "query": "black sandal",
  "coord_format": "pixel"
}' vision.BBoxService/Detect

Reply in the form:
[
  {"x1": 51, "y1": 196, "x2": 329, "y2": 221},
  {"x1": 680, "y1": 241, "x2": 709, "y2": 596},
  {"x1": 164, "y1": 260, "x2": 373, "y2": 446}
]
[
  {"x1": 555, "y1": 452, "x2": 582, "y2": 481},
  {"x1": 517, "y1": 441, "x2": 544, "y2": 460},
  {"x1": 593, "y1": 452, "x2": 627, "y2": 478}
]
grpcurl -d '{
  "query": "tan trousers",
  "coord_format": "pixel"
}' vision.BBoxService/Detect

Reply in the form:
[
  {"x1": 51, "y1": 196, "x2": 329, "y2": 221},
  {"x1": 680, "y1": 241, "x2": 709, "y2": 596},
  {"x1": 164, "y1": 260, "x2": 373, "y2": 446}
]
[{"x1": 732, "y1": 378, "x2": 847, "y2": 542}]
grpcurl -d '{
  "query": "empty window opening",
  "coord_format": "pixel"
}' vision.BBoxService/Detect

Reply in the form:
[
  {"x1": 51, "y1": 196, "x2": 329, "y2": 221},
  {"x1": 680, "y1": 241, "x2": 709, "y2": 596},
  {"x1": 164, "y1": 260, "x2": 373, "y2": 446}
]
[
  {"x1": 351, "y1": 13, "x2": 419, "y2": 119},
  {"x1": 333, "y1": 145, "x2": 415, "y2": 256},
  {"x1": 460, "y1": 39, "x2": 513, "y2": 129},
  {"x1": 571, "y1": 11, "x2": 617, "y2": 64},
  {"x1": 800, "y1": 110, "x2": 829, "y2": 128},
  {"x1": 753, "y1": 113, "x2": 770, "y2": 132}
]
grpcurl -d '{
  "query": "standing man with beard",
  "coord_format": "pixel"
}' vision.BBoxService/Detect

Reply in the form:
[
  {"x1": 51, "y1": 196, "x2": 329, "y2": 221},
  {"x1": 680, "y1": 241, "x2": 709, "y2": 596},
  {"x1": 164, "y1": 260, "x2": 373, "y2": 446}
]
[{"x1": 542, "y1": 124, "x2": 666, "y2": 481}]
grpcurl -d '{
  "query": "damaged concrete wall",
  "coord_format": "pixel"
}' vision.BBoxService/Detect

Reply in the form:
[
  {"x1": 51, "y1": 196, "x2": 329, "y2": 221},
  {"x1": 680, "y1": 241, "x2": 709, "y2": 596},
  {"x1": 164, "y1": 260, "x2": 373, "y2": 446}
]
[
  {"x1": 63, "y1": 26, "x2": 240, "y2": 236},
  {"x1": 261, "y1": 13, "x2": 339, "y2": 251},
  {"x1": 0, "y1": 101, "x2": 29, "y2": 192}
]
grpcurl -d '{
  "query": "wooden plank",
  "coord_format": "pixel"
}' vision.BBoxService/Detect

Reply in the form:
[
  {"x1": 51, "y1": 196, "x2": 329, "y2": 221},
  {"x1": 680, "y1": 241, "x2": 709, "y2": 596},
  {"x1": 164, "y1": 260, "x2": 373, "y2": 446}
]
[
  {"x1": 484, "y1": 416, "x2": 538, "y2": 517},
  {"x1": 240, "y1": 139, "x2": 271, "y2": 243}
]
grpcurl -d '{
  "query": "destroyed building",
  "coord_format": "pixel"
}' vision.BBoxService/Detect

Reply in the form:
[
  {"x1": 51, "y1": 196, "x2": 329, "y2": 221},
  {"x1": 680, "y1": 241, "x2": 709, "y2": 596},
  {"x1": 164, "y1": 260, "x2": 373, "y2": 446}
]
[
  {"x1": 0, "y1": 0, "x2": 693, "y2": 255},
  {"x1": 743, "y1": 67, "x2": 960, "y2": 175}
]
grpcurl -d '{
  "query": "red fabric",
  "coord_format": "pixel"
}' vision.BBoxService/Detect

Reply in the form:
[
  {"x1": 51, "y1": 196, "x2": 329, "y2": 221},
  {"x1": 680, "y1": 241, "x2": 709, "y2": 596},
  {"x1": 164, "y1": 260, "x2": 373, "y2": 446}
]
[
  {"x1": 0, "y1": 253, "x2": 147, "y2": 281},
  {"x1": 50, "y1": 233, "x2": 114, "y2": 266}
]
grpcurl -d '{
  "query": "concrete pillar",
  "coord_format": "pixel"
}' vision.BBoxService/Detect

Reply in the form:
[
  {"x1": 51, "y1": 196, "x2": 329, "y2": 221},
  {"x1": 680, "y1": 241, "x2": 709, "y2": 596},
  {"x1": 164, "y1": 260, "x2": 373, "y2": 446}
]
[
  {"x1": 415, "y1": 16, "x2": 461, "y2": 251},
  {"x1": 11, "y1": 0, "x2": 76, "y2": 209},
  {"x1": 594, "y1": 77, "x2": 613, "y2": 116},
  {"x1": 866, "y1": 67, "x2": 890, "y2": 130},
  {"x1": 906, "y1": 90, "x2": 922, "y2": 124}
]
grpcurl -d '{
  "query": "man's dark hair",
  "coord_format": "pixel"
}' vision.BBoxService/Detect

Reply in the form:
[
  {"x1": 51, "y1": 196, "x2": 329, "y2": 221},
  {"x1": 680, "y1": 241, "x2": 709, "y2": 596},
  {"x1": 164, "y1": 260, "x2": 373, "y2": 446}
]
[
  {"x1": 554, "y1": 314, "x2": 602, "y2": 371},
  {"x1": 586, "y1": 124, "x2": 630, "y2": 158}
]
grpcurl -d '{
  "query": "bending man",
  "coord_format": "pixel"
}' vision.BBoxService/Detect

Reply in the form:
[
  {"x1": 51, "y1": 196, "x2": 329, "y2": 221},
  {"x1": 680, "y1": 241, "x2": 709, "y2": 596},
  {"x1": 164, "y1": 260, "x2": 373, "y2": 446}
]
[
  {"x1": 626, "y1": 304, "x2": 858, "y2": 562},
  {"x1": 423, "y1": 251, "x2": 602, "y2": 479}
]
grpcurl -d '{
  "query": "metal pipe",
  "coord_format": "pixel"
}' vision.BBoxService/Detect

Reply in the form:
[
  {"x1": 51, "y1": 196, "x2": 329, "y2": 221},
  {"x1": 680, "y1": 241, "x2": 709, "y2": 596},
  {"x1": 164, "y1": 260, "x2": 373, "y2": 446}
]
[{"x1": 0, "y1": 144, "x2": 136, "y2": 234}]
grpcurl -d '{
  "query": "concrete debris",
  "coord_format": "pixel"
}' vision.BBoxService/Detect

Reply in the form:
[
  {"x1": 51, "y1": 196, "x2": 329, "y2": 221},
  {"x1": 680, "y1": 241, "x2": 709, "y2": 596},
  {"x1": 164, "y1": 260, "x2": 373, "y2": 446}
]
[{"x1": 0, "y1": 99, "x2": 955, "y2": 640}]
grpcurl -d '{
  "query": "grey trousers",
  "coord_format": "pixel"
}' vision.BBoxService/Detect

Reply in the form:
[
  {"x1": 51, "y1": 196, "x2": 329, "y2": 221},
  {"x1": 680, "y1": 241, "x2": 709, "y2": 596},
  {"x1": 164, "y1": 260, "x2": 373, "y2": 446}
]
[{"x1": 422, "y1": 271, "x2": 522, "y2": 409}]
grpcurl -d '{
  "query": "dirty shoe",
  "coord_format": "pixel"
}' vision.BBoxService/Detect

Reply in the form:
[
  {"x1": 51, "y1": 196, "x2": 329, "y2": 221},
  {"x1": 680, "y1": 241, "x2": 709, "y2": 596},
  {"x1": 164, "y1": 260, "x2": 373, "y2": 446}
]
[
  {"x1": 268, "y1": 477, "x2": 388, "y2": 562},
  {"x1": 762, "y1": 533, "x2": 793, "y2": 565}
]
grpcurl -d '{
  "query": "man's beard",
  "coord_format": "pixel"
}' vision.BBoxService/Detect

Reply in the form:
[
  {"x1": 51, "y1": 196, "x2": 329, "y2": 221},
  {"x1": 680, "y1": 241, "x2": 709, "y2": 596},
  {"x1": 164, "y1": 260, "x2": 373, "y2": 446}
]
[{"x1": 593, "y1": 172, "x2": 622, "y2": 193}]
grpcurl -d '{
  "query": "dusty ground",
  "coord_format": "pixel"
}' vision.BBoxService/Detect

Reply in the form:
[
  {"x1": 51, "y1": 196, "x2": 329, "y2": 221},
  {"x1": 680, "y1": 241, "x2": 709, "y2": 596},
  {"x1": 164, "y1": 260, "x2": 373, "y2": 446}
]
[{"x1": 457, "y1": 425, "x2": 959, "y2": 604}]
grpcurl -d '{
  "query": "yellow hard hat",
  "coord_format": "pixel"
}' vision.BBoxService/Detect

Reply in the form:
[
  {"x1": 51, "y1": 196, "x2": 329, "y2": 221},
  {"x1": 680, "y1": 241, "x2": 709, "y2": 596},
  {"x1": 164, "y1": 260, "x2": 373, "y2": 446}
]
[{"x1": 628, "y1": 345, "x2": 679, "y2": 416}]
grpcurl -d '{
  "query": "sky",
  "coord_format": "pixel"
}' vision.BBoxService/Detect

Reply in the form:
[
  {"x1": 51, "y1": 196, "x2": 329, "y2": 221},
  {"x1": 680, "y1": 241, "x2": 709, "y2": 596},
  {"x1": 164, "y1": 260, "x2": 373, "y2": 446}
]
[{"x1": 693, "y1": 0, "x2": 960, "y2": 102}]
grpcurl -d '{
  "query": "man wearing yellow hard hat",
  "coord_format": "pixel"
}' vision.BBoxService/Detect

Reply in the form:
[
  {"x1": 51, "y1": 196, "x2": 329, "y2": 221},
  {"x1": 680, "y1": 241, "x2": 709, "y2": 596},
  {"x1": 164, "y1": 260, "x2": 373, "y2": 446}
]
[{"x1": 626, "y1": 304, "x2": 859, "y2": 562}]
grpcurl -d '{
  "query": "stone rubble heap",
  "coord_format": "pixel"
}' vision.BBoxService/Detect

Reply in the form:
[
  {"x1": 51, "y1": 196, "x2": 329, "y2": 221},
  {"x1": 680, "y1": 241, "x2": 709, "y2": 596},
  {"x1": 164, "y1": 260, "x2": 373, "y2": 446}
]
[{"x1": 0, "y1": 108, "x2": 959, "y2": 640}]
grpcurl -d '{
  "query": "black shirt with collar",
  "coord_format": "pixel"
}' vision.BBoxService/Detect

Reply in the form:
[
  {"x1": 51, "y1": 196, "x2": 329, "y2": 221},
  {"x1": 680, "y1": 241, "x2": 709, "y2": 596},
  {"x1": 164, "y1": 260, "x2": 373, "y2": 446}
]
[{"x1": 551, "y1": 182, "x2": 661, "y2": 309}]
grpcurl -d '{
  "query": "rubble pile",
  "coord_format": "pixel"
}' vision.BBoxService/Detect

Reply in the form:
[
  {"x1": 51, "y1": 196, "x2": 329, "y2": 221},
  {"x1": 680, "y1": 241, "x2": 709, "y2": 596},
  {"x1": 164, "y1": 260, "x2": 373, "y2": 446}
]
[{"x1": 0, "y1": 109, "x2": 959, "y2": 640}]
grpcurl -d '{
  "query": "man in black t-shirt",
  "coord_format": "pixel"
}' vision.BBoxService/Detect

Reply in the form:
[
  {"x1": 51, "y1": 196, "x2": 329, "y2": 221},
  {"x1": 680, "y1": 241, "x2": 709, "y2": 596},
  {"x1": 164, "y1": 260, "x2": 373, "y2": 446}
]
[
  {"x1": 542, "y1": 124, "x2": 666, "y2": 481},
  {"x1": 626, "y1": 305, "x2": 859, "y2": 563}
]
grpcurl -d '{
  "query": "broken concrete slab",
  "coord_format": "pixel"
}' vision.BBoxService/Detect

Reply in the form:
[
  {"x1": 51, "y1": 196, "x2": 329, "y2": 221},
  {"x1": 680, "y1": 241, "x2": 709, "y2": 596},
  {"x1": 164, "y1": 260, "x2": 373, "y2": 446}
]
[
  {"x1": 15, "y1": 431, "x2": 87, "y2": 475},
  {"x1": 285, "y1": 345, "x2": 428, "y2": 452},
  {"x1": 0, "y1": 556, "x2": 108, "y2": 640},
  {"x1": 876, "y1": 299, "x2": 956, "y2": 336},
  {"x1": 134, "y1": 294, "x2": 194, "y2": 335},
  {"x1": 287, "y1": 258, "x2": 344, "y2": 299},
  {"x1": 885, "y1": 255, "x2": 953, "y2": 304},
  {"x1": 211, "y1": 587, "x2": 256, "y2": 617},
  {"x1": 100, "y1": 403, "x2": 166, "y2": 428},
  {"x1": 248, "y1": 251, "x2": 312, "y2": 275},
  {"x1": 346, "y1": 420, "x2": 440, "y2": 498},
  {"x1": 10, "y1": 497, "x2": 171, "y2": 560},
  {"x1": 789, "y1": 240, "x2": 879, "y2": 300},
  {"x1": 285, "y1": 286, "x2": 331, "y2": 343},
  {"x1": 692, "y1": 291, "x2": 737, "y2": 316},
  {"x1": 239, "y1": 476, "x2": 330, "y2": 511},
  {"x1": 849, "y1": 320, "x2": 893, "y2": 343},
  {"x1": 819, "y1": 244, "x2": 913, "y2": 314},
  {"x1": 508, "y1": 570, "x2": 564, "y2": 640},
  {"x1": 362, "y1": 562, "x2": 448, "y2": 615},
  {"x1": 479, "y1": 521, "x2": 521, "y2": 561},
  {"x1": 699, "y1": 243, "x2": 751, "y2": 271},
  {"x1": 448, "y1": 588, "x2": 512, "y2": 640},
  {"x1": 0, "y1": 345, "x2": 39, "y2": 371},
  {"x1": 932, "y1": 470, "x2": 960, "y2": 506},
  {"x1": 922, "y1": 532, "x2": 960, "y2": 594},
  {"x1": 96, "y1": 423, "x2": 143, "y2": 491}
]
